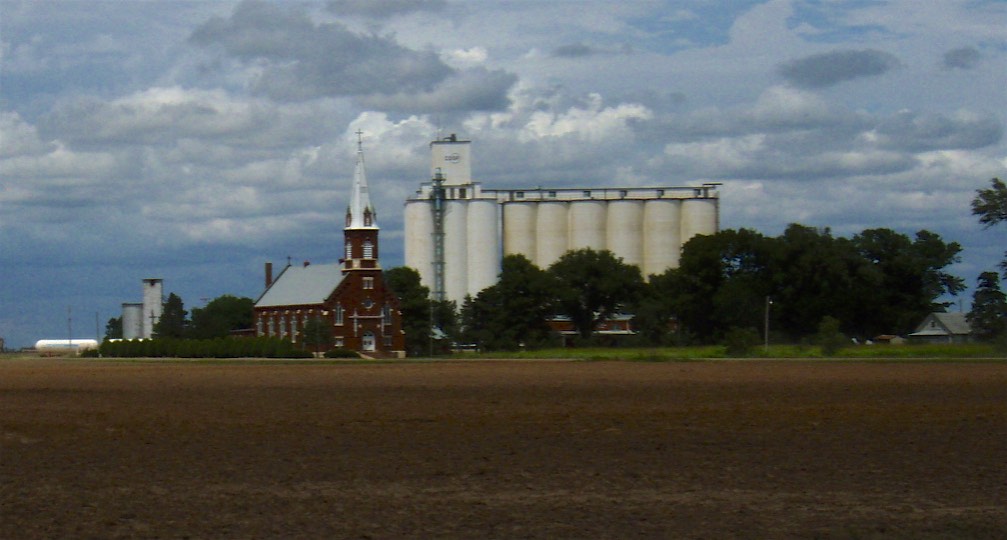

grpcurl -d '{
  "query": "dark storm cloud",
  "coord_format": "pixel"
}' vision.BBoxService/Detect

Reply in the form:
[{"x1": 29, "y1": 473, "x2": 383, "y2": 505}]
[
  {"x1": 874, "y1": 110, "x2": 1002, "y2": 152},
  {"x1": 778, "y1": 49, "x2": 900, "y2": 89},
  {"x1": 552, "y1": 43, "x2": 597, "y2": 58},
  {"x1": 189, "y1": 0, "x2": 453, "y2": 101},
  {"x1": 327, "y1": 0, "x2": 447, "y2": 19},
  {"x1": 943, "y1": 46, "x2": 981, "y2": 70},
  {"x1": 361, "y1": 67, "x2": 517, "y2": 113}
]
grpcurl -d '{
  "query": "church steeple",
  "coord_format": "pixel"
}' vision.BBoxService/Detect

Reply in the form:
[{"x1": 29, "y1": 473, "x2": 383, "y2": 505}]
[
  {"x1": 346, "y1": 130, "x2": 377, "y2": 229},
  {"x1": 343, "y1": 131, "x2": 380, "y2": 272}
]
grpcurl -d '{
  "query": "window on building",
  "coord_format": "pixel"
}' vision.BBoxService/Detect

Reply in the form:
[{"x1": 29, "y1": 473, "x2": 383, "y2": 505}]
[
  {"x1": 583, "y1": 190, "x2": 592, "y2": 197},
  {"x1": 345, "y1": 242, "x2": 353, "y2": 260},
  {"x1": 363, "y1": 277, "x2": 374, "y2": 290},
  {"x1": 516, "y1": 191, "x2": 524, "y2": 199},
  {"x1": 459, "y1": 188, "x2": 467, "y2": 199},
  {"x1": 548, "y1": 190, "x2": 556, "y2": 198},
  {"x1": 363, "y1": 241, "x2": 373, "y2": 259},
  {"x1": 334, "y1": 337, "x2": 344, "y2": 347},
  {"x1": 335, "y1": 304, "x2": 344, "y2": 325},
  {"x1": 256, "y1": 318, "x2": 263, "y2": 336},
  {"x1": 384, "y1": 336, "x2": 392, "y2": 346},
  {"x1": 290, "y1": 317, "x2": 298, "y2": 343},
  {"x1": 279, "y1": 315, "x2": 286, "y2": 338}
]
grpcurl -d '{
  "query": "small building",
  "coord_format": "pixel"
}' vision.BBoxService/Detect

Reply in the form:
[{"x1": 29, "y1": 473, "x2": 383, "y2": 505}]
[
  {"x1": 253, "y1": 137, "x2": 406, "y2": 357},
  {"x1": 907, "y1": 312, "x2": 972, "y2": 344},
  {"x1": 547, "y1": 314, "x2": 636, "y2": 346}
]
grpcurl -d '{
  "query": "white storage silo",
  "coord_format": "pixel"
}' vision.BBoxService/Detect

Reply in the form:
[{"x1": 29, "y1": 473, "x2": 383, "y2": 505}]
[
  {"x1": 403, "y1": 199, "x2": 435, "y2": 290},
  {"x1": 568, "y1": 200, "x2": 606, "y2": 252},
  {"x1": 643, "y1": 199, "x2": 682, "y2": 277},
  {"x1": 502, "y1": 202, "x2": 537, "y2": 261},
  {"x1": 466, "y1": 199, "x2": 500, "y2": 298},
  {"x1": 141, "y1": 278, "x2": 162, "y2": 339},
  {"x1": 535, "y1": 201, "x2": 569, "y2": 268},
  {"x1": 606, "y1": 200, "x2": 644, "y2": 268},
  {"x1": 122, "y1": 302, "x2": 143, "y2": 340},
  {"x1": 443, "y1": 200, "x2": 469, "y2": 304},
  {"x1": 680, "y1": 198, "x2": 718, "y2": 245}
]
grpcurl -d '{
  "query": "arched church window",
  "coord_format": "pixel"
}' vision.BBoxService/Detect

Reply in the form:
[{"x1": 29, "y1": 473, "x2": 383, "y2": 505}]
[{"x1": 363, "y1": 240, "x2": 373, "y2": 259}]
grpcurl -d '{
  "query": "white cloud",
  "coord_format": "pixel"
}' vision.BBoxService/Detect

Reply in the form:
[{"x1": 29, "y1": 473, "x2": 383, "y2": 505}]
[{"x1": 519, "y1": 93, "x2": 652, "y2": 143}]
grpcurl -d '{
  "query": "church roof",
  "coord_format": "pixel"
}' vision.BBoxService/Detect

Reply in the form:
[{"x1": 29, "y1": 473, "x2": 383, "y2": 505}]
[{"x1": 255, "y1": 263, "x2": 344, "y2": 308}]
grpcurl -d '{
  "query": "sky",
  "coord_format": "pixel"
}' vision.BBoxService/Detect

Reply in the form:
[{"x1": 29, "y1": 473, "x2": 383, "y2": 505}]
[{"x1": 2, "y1": 0, "x2": 1005, "y2": 349}]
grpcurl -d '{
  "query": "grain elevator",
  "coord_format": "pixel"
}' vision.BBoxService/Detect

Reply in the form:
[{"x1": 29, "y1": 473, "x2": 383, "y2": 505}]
[{"x1": 404, "y1": 136, "x2": 719, "y2": 303}]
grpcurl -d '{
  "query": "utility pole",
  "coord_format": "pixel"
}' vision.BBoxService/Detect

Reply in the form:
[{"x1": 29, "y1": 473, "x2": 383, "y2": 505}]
[{"x1": 764, "y1": 296, "x2": 773, "y2": 352}]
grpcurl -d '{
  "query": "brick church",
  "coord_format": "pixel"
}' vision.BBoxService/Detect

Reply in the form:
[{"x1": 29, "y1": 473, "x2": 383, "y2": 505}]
[{"x1": 253, "y1": 135, "x2": 406, "y2": 357}]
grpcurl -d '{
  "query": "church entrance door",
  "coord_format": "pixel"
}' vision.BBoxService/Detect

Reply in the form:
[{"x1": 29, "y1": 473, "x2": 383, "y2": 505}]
[{"x1": 362, "y1": 331, "x2": 376, "y2": 352}]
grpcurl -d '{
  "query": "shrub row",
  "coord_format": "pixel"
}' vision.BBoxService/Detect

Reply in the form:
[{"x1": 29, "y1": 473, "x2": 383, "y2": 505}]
[{"x1": 99, "y1": 337, "x2": 313, "y2": 358}]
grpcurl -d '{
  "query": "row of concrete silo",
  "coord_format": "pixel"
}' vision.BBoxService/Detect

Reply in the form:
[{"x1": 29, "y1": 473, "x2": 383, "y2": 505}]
[
  {"x1": 404, "y1": 189, "x2": 718, "y2": 303},
  {"x1": 502, "y1": 196, "x2": 718, "y2": 276}
]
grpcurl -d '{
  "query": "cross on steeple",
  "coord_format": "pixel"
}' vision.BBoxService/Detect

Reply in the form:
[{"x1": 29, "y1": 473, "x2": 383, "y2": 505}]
[{"x1": 355, "y1": 130, "x2": 364, "y2": 152}]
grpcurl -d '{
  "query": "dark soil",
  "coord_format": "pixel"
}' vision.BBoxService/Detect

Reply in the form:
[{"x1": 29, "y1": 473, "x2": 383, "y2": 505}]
[{"x1": 2, "y1": 359, "x2": 1005, "y2": 539}]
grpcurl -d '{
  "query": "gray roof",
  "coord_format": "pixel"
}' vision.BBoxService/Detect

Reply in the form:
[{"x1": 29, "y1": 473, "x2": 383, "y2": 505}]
[
  {"x1": 910, "y1": 312, "x2": 971, "y2": 336},
  {"x1": 255, "y1": 264, "x2": 344, "y2": 308}
]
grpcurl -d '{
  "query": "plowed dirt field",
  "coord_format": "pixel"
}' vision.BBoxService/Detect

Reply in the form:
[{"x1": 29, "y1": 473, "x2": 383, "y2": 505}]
[{"x1": 2, "y1": 359, "x2": 1005, "y2": 539}]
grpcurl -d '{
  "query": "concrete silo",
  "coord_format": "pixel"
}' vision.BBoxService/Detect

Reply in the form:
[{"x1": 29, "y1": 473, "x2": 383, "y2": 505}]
[
  {"x1": 141, "y1": 278, "x2": 162, "y2": 339},
  {"x1": 606, "y1": 199, "x2": 644, "y2": 268},
  {"x1": 502, "y1": 201, "x2": 537, "y2": 261},
  {"x1": 534, "y1": 201, "x2": 569, "y2": 268},
  {"x1": 121, "y1": 302, "x2": 143, "y2": 340},
  {"x1": 568, "y1": 200, "x2": 606, "y2": 252},
  {"x1": 643, "y1": 199, "x2": 682, "y2": 277},
  {"x1": 403, "y1": 199, "x2": 434, "y2": 292},
  {"x1": 466, "y1": 198, "x2": 501, "y2": 297}
]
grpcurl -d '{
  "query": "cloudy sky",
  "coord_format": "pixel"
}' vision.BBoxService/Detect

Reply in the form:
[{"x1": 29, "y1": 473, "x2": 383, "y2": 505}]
[{"x1": 2, "y1": 0, "x2": 1005, "y2": 348}]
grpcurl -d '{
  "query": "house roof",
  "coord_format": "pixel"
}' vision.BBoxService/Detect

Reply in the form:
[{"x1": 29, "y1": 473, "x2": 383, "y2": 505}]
[
  {"x1": 910, "y1": 312, "x2": 971, "y2": 336},
  {"x1": 255, "y1": 264, "x2": 344, "y2": 308}
]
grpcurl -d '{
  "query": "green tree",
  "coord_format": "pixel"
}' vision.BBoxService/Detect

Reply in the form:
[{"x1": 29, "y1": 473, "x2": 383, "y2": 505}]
[
  {"x1": 967, "y1": 272, "x2": 1007, "y2": 342},
  {"x1": 972, "y1": 178, "x2": 1007, "y2": 227},
  {"x1": 723, "y1": 327, "x2": 760, "y2": 357},
  {"x1": 671, "y1": 228, "x2": 775, "y2": 342},
  {"x1": 384, "y1": 266, "x2": 432, "y2": 356},
  {"x1": 153, "y1": 293, "x2": 188, "y2": 338},
  {"x1": 772, "y1": 225, "x2": 875, "y2": 339},
  {"x1": 104, "y1": 316, "x2": 122, "y2": 340},
  {"x1": 460, "y1": 255, "x2": 557, "y2": 350},
  {"x1": 299, "y1": 316, "x2": 332, "y2": 355},
  {"x1": 815, "y1": 316, "x2": 848, "y2": 356},
  {"x1": 189, "y1": 295, "x2": 254, "y2": 339},
  {"x1": 548, "y1": 249, "x2": 644, "y2": 339},
  {"x1": 852, "y1": 228, "x2": 964, "y2": 334},
  {"x1": 972, "y1": 178, "x2": 1007, "y2": 276}
]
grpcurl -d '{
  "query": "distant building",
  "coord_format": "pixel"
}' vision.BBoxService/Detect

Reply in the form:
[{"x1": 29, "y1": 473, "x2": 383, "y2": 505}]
[
  {"x1": 121, "y1": 278, "x2": 162, "y2": 339},
  {"x1": 253, "y1": 137, "x2": 405, "y2": 357},
  {"x1": 907, "y1": 312, "x2": 972, "y2": 344}
]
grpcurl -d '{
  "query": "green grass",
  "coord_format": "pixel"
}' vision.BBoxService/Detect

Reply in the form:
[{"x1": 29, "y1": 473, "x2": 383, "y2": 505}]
[{"x1": 464, "y1": 343, "x2": 1005, "y2": 361}]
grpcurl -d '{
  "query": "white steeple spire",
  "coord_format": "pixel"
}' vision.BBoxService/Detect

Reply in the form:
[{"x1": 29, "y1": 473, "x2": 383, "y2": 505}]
[{"x1": 347, "y1": 130, "x2": 377, "y2": 229}]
